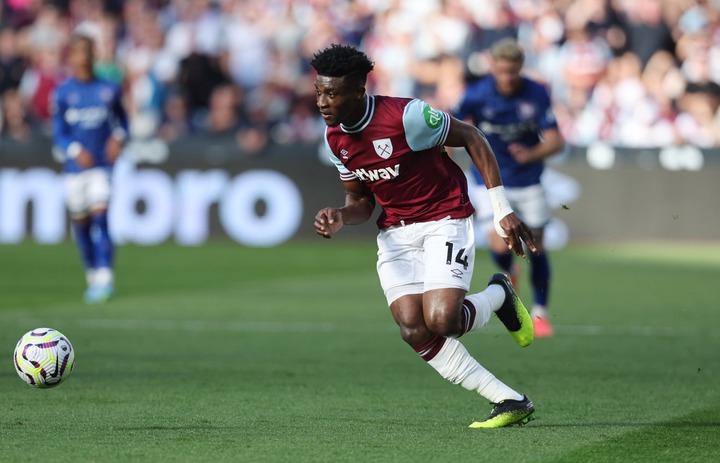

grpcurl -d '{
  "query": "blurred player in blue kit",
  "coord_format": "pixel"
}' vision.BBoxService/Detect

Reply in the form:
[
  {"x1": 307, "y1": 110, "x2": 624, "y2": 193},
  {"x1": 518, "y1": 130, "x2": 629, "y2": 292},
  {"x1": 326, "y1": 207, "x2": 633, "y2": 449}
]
[
  {"x1": 52, "y1": 34, "x2": 128, "y2": 304},
  {"x1": 454, "y1": 39, "x2": 565, "y2": 337}
]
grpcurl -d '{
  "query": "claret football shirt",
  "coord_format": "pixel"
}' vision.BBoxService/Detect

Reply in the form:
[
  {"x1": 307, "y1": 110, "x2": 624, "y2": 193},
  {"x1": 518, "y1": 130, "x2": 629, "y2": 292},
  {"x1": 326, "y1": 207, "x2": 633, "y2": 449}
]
[{"x1": 324, "y1": 95, "x2": 475, "y2": 229}]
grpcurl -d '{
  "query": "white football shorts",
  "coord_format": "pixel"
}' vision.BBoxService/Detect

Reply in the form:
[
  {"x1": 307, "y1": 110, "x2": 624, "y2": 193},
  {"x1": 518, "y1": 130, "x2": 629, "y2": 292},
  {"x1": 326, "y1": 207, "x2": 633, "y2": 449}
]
[
  {"x1": 64, "y1": 168, "x2": 112, "y2": 218},
  {"x1": 472, "y1": 183, "x2": 551, "y2": 233},
  {"x1": 377, "y1": 216, "x2": 475, "y2": 305}
]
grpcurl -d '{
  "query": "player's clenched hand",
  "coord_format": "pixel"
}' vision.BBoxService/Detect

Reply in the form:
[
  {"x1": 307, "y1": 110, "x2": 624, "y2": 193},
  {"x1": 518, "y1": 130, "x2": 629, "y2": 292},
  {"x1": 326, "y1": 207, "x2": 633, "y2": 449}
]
[
  {"x1": 498, "y1": 213, "x2": 537, "y2": 258},
  {"x1": 314, "y1": 208, "x2": 344, "y2": 239},
  {"x1": 76, "y1": 148, "x2": 95, "y2": 169},
  {"x1": 106, "y1": 137, "x2": 124, "y2": 164}
]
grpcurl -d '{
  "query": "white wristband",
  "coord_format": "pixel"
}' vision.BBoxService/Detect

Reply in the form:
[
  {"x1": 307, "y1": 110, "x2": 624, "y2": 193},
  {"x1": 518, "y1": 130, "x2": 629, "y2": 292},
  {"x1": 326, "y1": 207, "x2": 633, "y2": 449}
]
[
  {"x1": 67, "y1": 142, "x2": 83, "y2": 159},
  {"x1": 487, "y1": 186, "x2": 513, "y2": 238},
  {"x1": 112, "y1": 128, "x2": 128, "y2": 142}
]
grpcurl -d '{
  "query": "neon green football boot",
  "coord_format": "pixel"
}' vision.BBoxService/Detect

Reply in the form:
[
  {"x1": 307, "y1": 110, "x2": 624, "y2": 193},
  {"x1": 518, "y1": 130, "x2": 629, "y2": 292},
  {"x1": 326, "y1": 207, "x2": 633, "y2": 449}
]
[
  {"x1": 488, "y1": 273, "x2": 534, "y2": 347},
  {"x1": 469, "y1": 395, "x2": 536, "y2": 428}
]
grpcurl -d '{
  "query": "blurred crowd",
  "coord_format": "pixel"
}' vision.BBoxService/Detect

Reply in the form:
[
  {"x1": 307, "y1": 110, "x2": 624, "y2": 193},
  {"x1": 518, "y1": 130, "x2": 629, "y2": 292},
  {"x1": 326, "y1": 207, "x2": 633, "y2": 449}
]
[{"x1": 1, "y1": 0, "x2": 719, "y2": 153}]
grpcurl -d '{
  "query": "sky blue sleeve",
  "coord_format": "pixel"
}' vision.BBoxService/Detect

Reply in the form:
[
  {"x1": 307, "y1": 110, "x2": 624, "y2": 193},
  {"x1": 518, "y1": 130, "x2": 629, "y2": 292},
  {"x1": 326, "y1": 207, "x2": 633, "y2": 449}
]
[{"x1": 402, "y1": 99, "x2": 451, "y2": 152}]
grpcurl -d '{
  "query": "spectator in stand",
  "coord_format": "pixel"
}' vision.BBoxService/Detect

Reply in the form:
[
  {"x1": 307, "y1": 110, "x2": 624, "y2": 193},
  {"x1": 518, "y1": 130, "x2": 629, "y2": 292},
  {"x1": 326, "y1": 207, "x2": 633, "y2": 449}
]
[
  {"x1": 577, "y1": 0, "x2": 625, "y2": 56},
  {"x1": 2, "y1": 0, "x2": 719, "y2": 149},
  {"x1": 177, "y1": 47, "x2": 228, "y2": 129},
  {"x1": 203, "y1": 83, "x2": 240, "y2": 136},
  {"x1": 676, "y1": 84, "x2": 720, "y2": 147},
  {"x1": 271, "y1": 94, "x2": 324, "y2": 145},
  {"x1": 1, "y1": 87, "x2": 34, "y2": 141},
  {"x1": 465, "y1": 2, "x2": 518, "y2": 59},
  {"x1": 411, "y1": 0, "x2": 472, "y2": 105},
  {"x1": 157, "y1": 90, "x2": 190, "y2": 143},
  {"x1": 0, "y1": 27, "x2": 27, "y2": 96},
  {"x1": 3, "y1": 0, "x2": 39, "y2": 30},
  {"x1": 518, "y1": 2, "x2": 565, "y2": 85},
  {"x1": 556, "y1": 12, "x2": 612, "y2": 110},
  {"x1": 221, "y1": 0, "x2": 273, "y2": 92},
  {"x1": 17, "y1": 3, "x2": 68, "y2": 128},
  {"x1": 618, "y1": 0, "x2": 676, "y2": 69},
  {"x1": 118, "y1": 1, "x2": 180, "y2": 87},
  {"x1": 360, "y1": 5, "x2": 417, "y2": 98},
  {"x1": 91, "y1": 15, "x2": 124, "y2": 85},
  {"x1": 611, "y1": 52, "x2": 670, "y2": 147}
]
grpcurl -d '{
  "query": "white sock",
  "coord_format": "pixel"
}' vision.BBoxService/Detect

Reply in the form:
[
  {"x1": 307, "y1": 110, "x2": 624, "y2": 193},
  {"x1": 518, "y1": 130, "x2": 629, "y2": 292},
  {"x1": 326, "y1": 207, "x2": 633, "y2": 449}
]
[
  {"x1": 94, "y1": 267, "x2": 114, "y2": 287},
  {"x1": 460, "y1": 285, "x2": 505, "y2": 334},
  {"x1": 85, "y1": 269, "x2": 96, "y2": 287},
  {"x1": 423, "y1": 337, "x2": 523, "y2": 403},
  {"x1": 531, "y1": 305, "x2": 548, "y2": 318}
]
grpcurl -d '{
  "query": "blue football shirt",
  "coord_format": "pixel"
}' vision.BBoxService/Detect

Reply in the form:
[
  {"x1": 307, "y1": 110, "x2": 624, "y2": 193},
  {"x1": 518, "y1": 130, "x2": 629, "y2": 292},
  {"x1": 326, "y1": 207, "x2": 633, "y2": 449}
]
[
  {"x1": 52, "y1": 77, "x2": 128, "y2": 174},
  {"x1": 454, "y1": 76, "x2": 557, "y2": 187}
]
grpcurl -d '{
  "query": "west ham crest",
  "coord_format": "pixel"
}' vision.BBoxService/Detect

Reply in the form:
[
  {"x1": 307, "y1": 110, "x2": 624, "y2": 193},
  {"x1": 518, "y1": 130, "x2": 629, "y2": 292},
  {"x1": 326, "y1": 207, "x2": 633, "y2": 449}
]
[{"x1": 372, "y1": 138, "x2": 393, "y2": 159}]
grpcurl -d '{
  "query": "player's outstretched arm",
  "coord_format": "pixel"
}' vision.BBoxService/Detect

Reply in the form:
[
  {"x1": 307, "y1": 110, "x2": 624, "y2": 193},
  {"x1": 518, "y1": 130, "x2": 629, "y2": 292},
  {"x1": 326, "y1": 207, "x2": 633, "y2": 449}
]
[
  {"x1": 445, "y1": 117, "x2": 537, "y2": 257},
  {"x1": 445, "y1": 117, "x2": 503, "y2": 189},
  {"x1": 315, "y1": 180, "x2": 374, "y2": 239}
]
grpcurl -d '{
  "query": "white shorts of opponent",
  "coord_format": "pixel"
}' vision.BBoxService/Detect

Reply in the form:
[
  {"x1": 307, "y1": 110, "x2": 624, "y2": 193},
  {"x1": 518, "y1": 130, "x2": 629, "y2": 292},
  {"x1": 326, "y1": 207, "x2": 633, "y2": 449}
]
[
  {"x1": 377, "y1": 216, "x2": 475, "y2": 306},
  {"x1": 64, "y1": 168, "x2": 111, "y2": 219},
  {"x1": 471, "y1": 184, "x2": 551, "y2": 234}
]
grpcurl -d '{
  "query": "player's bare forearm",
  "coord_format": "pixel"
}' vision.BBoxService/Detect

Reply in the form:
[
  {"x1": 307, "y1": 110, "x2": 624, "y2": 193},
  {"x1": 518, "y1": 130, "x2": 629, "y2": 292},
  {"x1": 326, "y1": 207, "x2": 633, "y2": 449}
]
[
  {"x1": 515, "y1": 128, "x2": 564, "y2": 163},
  {"x1": 537, "y1": 128, "x2": 564, "y2": 158},
  {"x1": 314, "y1": 200, "x2": 372, "y2": 239},
  {"x1": 340, "y1": 192, "x2": 375, "y2": 225},
  {"x1": 315, "y1": 181, "x2": 374, "y2": 239},
  {"x1": 106, "y1": 137, "x2": 124, "y2": 163},
  {"x1": 76, "y1": 148, "x2": 95, "y2": 168},
  {"x1": 339, "y1": 179, "x2": 375, "y2": 225},
  {"x1": 445, "y1": 118, "x2": 503, "y2": 188}
]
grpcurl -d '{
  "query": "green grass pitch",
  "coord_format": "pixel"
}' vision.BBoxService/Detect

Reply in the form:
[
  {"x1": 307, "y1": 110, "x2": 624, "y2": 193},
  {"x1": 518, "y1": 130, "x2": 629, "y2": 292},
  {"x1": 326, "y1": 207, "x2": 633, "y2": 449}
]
[{"x1": 1, "y1": 240, "x2": 719, "y2": 462}]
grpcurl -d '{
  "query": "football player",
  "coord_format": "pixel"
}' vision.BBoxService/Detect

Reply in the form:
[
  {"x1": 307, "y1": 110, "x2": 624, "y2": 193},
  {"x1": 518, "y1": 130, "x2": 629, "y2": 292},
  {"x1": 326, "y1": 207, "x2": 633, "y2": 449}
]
[
  {"x1": 454, "y1": 39, "x2": 565, "y2": 337},
  {"x1": 52, "y1": 33, "x2": 128, "y2": 303},
  {"x1": 312, "y1": 44, "x2": 537, "y2": 428}
]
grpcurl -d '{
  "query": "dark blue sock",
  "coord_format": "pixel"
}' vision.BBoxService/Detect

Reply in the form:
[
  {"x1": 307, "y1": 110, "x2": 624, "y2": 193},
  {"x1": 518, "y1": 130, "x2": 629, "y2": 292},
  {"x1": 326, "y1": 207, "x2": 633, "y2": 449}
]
[
  {"x1": 72, "y1": 220, "x2": 95, "y2": 271},
  {"x1": 529, "y1": 252, "x2": 551, "y2": 307},
  {"x1": 490, "y1": 250, "x2": 513, "y2": 273},
  {"x1": 91, "y1": 212, "x2": 114, "y2": 269}
]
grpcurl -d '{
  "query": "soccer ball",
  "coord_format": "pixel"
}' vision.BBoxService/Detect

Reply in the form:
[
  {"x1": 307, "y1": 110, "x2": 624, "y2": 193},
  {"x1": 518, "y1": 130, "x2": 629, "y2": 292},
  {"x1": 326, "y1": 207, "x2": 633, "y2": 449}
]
[{"x1": 13, "y1": 328, "x2": 75, "y2": 388}]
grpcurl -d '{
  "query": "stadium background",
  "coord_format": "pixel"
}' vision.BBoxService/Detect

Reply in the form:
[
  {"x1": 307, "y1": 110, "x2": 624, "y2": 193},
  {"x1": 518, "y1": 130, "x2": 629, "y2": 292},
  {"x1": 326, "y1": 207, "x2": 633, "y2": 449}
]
[
  {"x1": 0, "y1": 0, "x2": 719, "y2": 246},
  {"x1": 2, "y1": 3, "x2": 720, "y2": 461}
]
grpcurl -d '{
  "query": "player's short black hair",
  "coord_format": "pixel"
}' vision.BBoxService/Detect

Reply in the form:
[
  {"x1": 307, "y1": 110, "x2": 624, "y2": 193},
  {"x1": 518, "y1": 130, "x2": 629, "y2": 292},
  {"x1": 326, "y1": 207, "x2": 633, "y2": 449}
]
[{"x1": 310, "y1": 44, "x2": 374, "y2": 85}]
